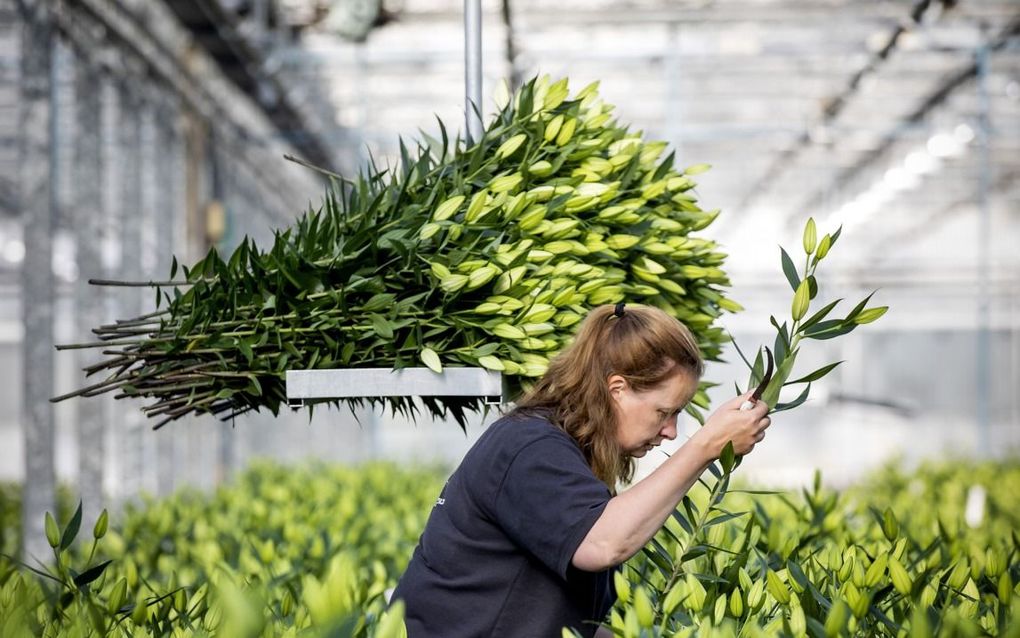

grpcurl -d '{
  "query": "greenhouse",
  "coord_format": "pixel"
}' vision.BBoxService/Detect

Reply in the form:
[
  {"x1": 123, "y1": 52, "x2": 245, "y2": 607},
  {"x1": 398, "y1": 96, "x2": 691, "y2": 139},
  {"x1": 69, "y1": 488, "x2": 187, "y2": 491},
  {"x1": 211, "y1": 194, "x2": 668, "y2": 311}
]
[{"x1": 2, "y1": 0, "x2": 1019, "y2": 635}]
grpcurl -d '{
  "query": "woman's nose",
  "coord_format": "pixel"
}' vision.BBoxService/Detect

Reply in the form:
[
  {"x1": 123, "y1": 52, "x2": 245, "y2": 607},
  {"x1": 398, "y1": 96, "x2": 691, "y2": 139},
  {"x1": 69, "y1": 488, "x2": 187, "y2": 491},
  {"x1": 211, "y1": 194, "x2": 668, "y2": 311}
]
[{"x1": 661, "y1": 420, "x2": 678, "y2": 441}]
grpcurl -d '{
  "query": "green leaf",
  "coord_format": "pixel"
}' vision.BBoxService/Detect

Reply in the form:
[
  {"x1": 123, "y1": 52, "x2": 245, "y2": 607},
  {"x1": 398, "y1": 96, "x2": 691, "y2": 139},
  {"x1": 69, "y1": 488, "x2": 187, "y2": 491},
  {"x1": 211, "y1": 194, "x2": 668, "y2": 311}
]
[
  {"x1": 728, "y1": 488, "x2": 786, "y2": 495},
  {"x1": 804, "y1": 322, "x2": 857, "y2": 341},
  {"x1": 60, "y1": 501, "x2": 83, "y2": 551},
  {"x1": 803, "y1": 319, "x2": 842, "y2": 336},
  {"x1": 706, "y1": 461, "x2": 723, "y2": 480},
  {"x1": 681, "y1": 545, "x2": 710, "y2": 562},
  {"x1": 238, "y1": 339, "x2": 254, "y2": 364},
  {"x1": 770, "y1": 315, "x2": 791, "y2": 355},
  {"x1": 472, "y1": 343, "x2": 501, "y2": 357},
  {"x1": 773, "y1": 383, "x2": 811, "y2": 413},
  {"x1": 73, "y1": 560, "x2": 113, "y2": 589},
  {"x1": 641, "y1": 545, "x2": 673, "y2": 578},
  {"x1": 670, "y1": 508, "x2": 694, "y2": 534},
  {"x1": 799, "y1": 298, "x2": 842, "y2": 333},
  {"x1": 420, "y1": 347, "x2": 443, "y2": 373},
  {"x1": 704, "y1": 511, "x2": 748, "y2": 528},
  {"x1": 720, "y1": 441, "x2": 736, "y2": 473},
  {"x1": 774, "y1": 329, "x2": 788, "y2": 368},
  {"x1": 362, "y1": 293, "x2": 397, "y2": 312},
  {"x1": 760, "y1": 348, "x2": 798, "y2": 408},
  {"x1": 370, "y1": 314, "x2": 394, "y2": 340},
  {"x1": 747, "y1": 348, "x2": 764, "y2": 393},
  {"x1": 780, "y1": 247, "x2": 800, "y2": 292},
  {"x1": 807, "y1": 275, "x2": 818, "y2": 300},
  {"x1": 844, "y1": 291, "x2": 877, "y2": 322},
  {"x1": 683, "y1": 495, "x2": 700, "y2": 524},
  {"x1": 787, "y1": 361, "x2": 843, "y2": 385},
  {"x1": 786, "y1": 559, "x2": 811, "y2": 591},
  {"x1": 245, "y1": 374, "x2": 263, "y2": 396}
]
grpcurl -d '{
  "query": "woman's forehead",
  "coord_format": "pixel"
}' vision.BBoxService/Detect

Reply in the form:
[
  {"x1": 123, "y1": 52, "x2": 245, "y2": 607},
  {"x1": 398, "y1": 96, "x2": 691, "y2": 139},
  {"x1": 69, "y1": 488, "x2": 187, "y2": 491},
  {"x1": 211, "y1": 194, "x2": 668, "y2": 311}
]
[{"x1": 647, "y1": 369, "x2": 699, "y2": 403}]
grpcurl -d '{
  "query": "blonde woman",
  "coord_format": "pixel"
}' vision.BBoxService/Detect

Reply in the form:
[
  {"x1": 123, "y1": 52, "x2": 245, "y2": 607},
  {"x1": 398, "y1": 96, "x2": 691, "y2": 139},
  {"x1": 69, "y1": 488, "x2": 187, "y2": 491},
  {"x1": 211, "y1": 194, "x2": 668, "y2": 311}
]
[{"x1": 392, "y1": 303, "x2": 771, "y2": 637}]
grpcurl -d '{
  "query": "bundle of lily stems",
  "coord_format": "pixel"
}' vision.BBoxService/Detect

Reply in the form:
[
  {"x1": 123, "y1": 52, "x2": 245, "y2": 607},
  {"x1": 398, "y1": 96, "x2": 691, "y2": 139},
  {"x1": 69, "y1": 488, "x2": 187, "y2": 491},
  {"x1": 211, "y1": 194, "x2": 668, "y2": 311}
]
[{"x1": 55, "y1": 76, "x2": 743, "y2": 430}]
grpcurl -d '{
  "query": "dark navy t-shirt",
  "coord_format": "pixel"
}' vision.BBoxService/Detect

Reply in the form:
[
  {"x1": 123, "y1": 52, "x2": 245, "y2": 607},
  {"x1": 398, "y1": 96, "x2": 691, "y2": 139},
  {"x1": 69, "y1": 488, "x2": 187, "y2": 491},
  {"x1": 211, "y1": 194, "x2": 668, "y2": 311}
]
[{"x1": 391, "y1": 410, "x2": 615, "y2": 637}]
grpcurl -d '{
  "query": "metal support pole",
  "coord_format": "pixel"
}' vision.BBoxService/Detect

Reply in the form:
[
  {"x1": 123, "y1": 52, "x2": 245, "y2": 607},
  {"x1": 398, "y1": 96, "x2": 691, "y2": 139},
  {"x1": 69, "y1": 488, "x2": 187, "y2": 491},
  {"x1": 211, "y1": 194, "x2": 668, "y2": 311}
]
[
  {"x1": 72, "y1": 52, "x2": 107, "y2": 525},
  {"x1": 975, "y1": 44, "x2": 992, "y2": 456},
  {"x1": 138, "y1": 100, "x2": 159, "y2": 495},
  {"x1": 154, "y1": 99, "x2": 178, "y2": 497},
  {"x1": 664, "y1": 23, "x2": 683, "y2": 158},
  {"x1": 116, "y1": 87, "x2": 143, "y2": 500},
  {"x1": 464, "y1": 0, "x2": 482, "y2": 145},
  {"x1": 19, "y1": 0, "x2": 57, "y2": 561},
  {"x1": 499, "y1": 0, "x2": 520, "y2": 92}
]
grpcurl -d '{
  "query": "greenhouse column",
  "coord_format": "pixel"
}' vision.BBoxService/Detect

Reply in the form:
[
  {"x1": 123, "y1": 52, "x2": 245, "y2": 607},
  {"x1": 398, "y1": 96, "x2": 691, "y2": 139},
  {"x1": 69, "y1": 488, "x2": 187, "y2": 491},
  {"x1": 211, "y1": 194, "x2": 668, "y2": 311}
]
[
  {"x1": 154, "y1": 100, "x2": 179, "y2": 496},
  {"x1": 975, "y1": 44, "x2": 992, "y2": 456},
  {"x1": 72, "y1": 51, "x2": 108, "y2": 524},
  {"x1": 139, "y1": 98, "x2": 159, "y2": 494},
  {"x1": 117, "y1": 87, "x2": 144, "y2": 499},
  {"x1": 18, "y1": 0, "x2": 56, "y2": 561}
]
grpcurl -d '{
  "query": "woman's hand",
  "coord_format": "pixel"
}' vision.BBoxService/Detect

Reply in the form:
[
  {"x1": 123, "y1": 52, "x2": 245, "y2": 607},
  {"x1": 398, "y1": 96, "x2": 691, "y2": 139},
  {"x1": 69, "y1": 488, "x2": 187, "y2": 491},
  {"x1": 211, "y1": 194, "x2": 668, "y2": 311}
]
[{"x1": 692, "y1": 390, "x2": 771, "y2": 460}]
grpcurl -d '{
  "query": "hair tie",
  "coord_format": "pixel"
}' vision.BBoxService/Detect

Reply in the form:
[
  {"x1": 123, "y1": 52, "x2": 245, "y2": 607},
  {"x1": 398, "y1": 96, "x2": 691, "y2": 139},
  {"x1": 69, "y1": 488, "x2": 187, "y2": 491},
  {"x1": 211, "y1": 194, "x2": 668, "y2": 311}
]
[{"x1": 614, "y1": 302, "x2": 626, "y2": 318}]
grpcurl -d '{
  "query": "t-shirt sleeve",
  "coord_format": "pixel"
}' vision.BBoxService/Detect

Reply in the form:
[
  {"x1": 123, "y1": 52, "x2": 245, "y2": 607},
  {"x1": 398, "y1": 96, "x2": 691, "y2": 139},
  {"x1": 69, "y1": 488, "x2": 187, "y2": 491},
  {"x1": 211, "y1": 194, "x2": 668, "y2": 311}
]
[{"x1": 493, "y1": 435, "x2": 612, "y2": 579}]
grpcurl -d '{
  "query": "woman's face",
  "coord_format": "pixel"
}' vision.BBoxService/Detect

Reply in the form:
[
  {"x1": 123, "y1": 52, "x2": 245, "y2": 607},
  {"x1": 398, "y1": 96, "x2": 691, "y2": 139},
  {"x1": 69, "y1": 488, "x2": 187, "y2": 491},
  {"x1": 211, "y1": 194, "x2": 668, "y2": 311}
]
[{"x1": 608, "y1": 367, "x2": 699, "y2": 458}]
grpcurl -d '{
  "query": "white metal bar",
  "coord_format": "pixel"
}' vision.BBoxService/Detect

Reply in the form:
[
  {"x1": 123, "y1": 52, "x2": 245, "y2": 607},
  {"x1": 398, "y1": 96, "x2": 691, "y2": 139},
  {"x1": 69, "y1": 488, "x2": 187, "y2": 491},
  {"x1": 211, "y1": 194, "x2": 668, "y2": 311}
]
[
  {"x1": 464, "y1": 0, "x2": 482, "y2": 144},
  {"x1": 20, "y1": 0, "x2": 58, "y2": 562},
  {"x1": 286, "y1": 368, "x2": 504, "y2": 406}
]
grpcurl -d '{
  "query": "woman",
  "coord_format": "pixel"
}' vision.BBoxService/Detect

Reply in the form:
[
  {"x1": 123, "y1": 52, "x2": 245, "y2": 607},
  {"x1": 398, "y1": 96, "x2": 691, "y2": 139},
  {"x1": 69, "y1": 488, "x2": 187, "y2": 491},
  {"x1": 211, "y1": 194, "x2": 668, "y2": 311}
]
[{"x1": 392, "y1": 303, "x2": 771, "y2": 636}]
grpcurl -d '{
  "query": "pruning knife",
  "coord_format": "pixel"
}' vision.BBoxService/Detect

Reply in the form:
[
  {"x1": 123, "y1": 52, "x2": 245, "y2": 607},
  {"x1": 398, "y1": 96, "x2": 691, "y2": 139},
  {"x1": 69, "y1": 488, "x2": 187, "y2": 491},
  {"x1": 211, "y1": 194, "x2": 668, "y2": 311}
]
[{"x1": 740, "y1": 347, "x2": 774, "y2": 411}]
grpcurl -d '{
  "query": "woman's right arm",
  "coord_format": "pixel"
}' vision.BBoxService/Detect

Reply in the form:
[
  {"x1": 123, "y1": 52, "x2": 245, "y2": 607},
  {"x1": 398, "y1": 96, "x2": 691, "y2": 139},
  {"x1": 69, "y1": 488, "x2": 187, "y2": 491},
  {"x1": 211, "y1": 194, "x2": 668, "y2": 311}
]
[{"x1": 571, "y1": 392, "x2": 769, "y2": 572}]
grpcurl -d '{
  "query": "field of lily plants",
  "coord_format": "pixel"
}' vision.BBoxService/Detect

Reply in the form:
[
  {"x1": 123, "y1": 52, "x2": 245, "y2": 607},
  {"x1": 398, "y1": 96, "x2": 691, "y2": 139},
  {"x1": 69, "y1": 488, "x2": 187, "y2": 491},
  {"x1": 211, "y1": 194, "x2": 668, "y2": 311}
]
[{"x1": 2, "y1": 457, "x2": 1018, "y2": 637}]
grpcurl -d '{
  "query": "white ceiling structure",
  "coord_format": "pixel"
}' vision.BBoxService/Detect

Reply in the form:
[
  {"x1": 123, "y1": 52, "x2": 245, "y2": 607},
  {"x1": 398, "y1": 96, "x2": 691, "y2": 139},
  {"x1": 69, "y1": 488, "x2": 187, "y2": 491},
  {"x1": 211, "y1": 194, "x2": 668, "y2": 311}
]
[{"x1": 272, "y1": 0, "x2": 1018, "y2": 305}]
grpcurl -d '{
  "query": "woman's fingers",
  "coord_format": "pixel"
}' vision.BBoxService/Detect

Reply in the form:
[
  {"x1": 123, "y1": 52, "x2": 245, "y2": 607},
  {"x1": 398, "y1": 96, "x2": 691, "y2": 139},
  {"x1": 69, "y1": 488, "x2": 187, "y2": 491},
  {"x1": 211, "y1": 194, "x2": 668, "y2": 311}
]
[
  {"x1": 740, "y1": 415, "x2": 771, "y2": 452},
  {"x1": 703, "y1": 396, "x2": 773, "y2": 458}
]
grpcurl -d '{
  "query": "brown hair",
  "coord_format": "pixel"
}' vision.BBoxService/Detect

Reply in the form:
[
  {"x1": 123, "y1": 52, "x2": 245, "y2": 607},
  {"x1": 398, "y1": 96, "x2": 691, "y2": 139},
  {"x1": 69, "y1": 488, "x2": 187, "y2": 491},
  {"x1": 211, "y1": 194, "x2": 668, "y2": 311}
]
[{"x1": 512, "y1": 303, "x2": 704, "y2": 490}]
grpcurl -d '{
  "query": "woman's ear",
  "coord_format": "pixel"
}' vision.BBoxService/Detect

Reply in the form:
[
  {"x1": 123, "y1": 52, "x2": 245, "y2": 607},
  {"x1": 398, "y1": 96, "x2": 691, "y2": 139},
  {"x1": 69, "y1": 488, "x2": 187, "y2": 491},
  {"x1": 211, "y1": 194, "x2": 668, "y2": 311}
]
[{"x1": 607, "y1": 374, "x2": 628, "y2": 401}]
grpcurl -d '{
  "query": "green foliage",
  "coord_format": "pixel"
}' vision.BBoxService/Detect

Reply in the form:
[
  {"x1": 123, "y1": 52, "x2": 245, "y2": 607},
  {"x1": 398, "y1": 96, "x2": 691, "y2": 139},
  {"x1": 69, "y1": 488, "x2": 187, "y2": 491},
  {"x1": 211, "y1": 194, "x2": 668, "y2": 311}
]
[
  {"x1": 56, "y1": 75, "x2": 738, "y2": 430},
  {"x1": 1, "y1": 462, "x2": 438, "y2": 637},
  {"x1": 605, "y1": 457, "x2": 1020, "y2": 637},
  {"x1": 0, "y1": 483, "x2": 76, "y2": 559},
  {"x1": 3, "y1": 460, "x2": 1018, "y2": 636}
]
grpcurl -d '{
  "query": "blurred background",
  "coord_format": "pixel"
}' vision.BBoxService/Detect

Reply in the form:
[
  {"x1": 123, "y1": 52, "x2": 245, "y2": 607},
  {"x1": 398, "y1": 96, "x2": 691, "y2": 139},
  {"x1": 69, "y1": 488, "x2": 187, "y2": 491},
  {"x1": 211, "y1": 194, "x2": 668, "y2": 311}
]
[{"x1": 3, "y1": 0, "x2": 1018, "y2": 556}]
